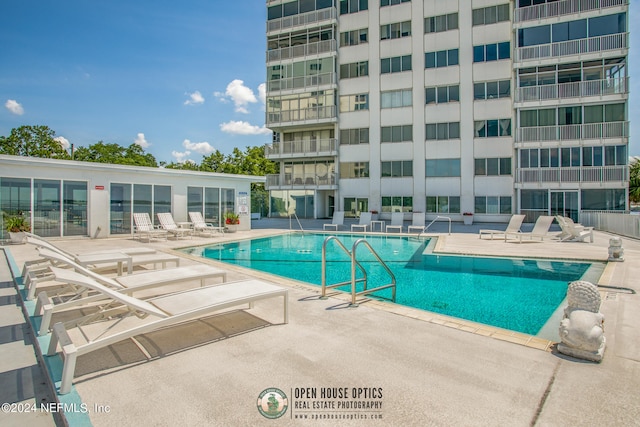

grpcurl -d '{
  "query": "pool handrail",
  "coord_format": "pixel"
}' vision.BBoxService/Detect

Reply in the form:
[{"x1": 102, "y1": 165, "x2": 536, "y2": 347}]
[
  {"x1": 422, "y1": 215, "x2": 451, "y2": 236},
  {"x1": 321, "y1": 236, "x2": 367, "y2": 299},
  {"x1": 350, "y1": 239, "x2": 396, "y2": 306}
]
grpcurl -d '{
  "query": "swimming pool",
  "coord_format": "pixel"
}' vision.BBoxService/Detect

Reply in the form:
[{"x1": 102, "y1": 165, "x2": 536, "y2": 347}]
[{"x1": 181, "y1": 233, "x2": 603, "y2": 337}]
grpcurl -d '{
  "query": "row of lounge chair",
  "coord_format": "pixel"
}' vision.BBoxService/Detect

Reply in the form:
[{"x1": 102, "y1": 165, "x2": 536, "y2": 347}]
[
  {"x1": 21, "y1": 234, "x2": 288, "y2": 395},
  {"x1": 324, "y1": 211, "x2": 418, "y2": 233},
  {"x1": 133, "y1": 212, "x2": 225, "y2": 242}
]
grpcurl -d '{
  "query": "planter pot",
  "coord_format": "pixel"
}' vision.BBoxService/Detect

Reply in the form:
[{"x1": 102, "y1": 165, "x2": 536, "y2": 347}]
[
  {"x1": 9, "y1": 231, "x2": 26, "y2": 244},
  {"x1": 225, "y1": 224, "x2": 238, "y2": 233},
  {"x1": 463, "y1": 216, "x2": 473, "y2": 226}
]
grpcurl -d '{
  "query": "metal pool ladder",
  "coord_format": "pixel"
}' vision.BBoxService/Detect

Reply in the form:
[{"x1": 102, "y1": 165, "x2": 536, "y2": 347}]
[{"x1": 321, "y1": 236, "x2": 396, "y2": 306}]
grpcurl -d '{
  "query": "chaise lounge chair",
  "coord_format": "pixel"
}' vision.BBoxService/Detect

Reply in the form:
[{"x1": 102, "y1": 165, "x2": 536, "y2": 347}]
[
  {"x1": 556, "y1": 216, "x2": 594, "y2": 243},
  {"x1": 33, "y1": 247, "x2": 228, "y2": 335},
  {"x1": 323, "y1": 211, "x2": 344, "y2": 231},
  {"x1": 504, "y1": 215, "x2": 554, "y2": 243},
  {"x1": 351, "y1": 212, "x2": 372, "y2": 232},
  {"x1": 157, "y1": 212, "x2": 192, "y2": 239},
  {"x1": 133, "y1": 213, "x2": 169, "y2": 242},
  {"x1": 479, "y1": 214, "x2": 525, "y2": 240},
  {"x1": 386, "y1": 212, "x2": 405, "y2": 233},
  {"x1": 407, "y1": 212, "x2": 426, "y2": 233},
  {"x1": 46, "y1": 267, "x2": 288, "y2": 394},
  {"x1": 189, "y1": 212, "x2": 224, "y2": 237}
]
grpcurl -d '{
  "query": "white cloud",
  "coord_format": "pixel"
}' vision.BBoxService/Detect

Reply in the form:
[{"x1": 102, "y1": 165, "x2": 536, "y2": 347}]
[
  {"x1": 171, "y1": 150, "x2": 191, "y2": 163},
  {"x1": 257, "y1": 83, "x2": 266, "y2": 105},
  {"x1": 134, "y1": 133, "x2": 150, "y2": 148},
  {"x1": 220, "y1": 120, "x2": 272, "y2": 135},
  {"x1": 182, "y1": 139, "x2": 216, "y2": 155},
  {"x1": 223, "y1": 79, "x2": 257, "y2": 113},
  {"x1": 54, "y1": 136, "x2": 70, "y2": 150},
  {"x1": 5, "y1": 99, "x2": 24, "y2": 115},
  {"x1": 184, "y1": 90, "x2": 205, "y2": 105}
]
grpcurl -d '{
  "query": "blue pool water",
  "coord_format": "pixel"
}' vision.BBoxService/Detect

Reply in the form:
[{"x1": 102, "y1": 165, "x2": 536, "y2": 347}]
[{"x1": 181, "y1": 233, "x2": 602, "y2": 336}]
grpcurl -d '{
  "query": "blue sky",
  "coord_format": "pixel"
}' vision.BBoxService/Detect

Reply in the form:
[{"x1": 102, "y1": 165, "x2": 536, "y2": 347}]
[{"x1": 1, "y1": 1, "x2": 638, "y2": 164}]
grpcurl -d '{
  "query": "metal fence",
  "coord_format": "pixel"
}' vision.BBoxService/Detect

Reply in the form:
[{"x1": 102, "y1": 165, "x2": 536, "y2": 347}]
[{"x1": 580, "y1": 211, "x2": 640, "y2": 239}]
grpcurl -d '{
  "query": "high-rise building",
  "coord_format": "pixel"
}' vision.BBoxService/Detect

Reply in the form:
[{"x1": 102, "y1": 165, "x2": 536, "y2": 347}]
[{"x1": 264, "y1": 0, "x2": 629, "y2": 223}]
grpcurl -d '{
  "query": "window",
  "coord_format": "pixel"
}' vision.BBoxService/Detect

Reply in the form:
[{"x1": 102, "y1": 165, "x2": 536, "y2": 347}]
[
  {"x1": 340, "y1": 128, "x2": 369, "y2": 145},
  {"x1": 340, "y1": 0, "x2": 368, "y2": 15},
  {"x1": 381, "y1": 125, "x2": 412, "y2": 143},
  {"x1": 380, "y1": 21, "x2": 411, "y2": 40},
  {"x1": 474, "y1": 196, "x2": 512, "y2": 214},
  {"x1": 382, "y1": 196, "x2": 413, "y2": 213},
  {"x1": 425, "y1": 85, "x2": 459, "y2": 104},
  {"x1": 381, "y1": 0, "x2": 410, "y2": 6},
  {"x1": 381, "y1": 55, "x2": 412, "y2": 74},
  {"x1": 474, "y1": 119, "x2": 511, "y2": 137},
  {"x1": 427, "y1": 49, "x2": 459, "y2": 68},
  {"x1": 424, "y1": 13, "x2": 458, "y2": 33},
  {"x1": 381, "y1": 89, "x2": 412, "y2": 108},
  {"x1": 339, "y1": 162, "x2": 370, "y2": 178},
  {"x1": 340, "y1": 28, "x2": 368, "y2": 47},
  {"x1": 426, "y1": 196, "x2": 460, "y2": 214},
  {"x1": 474, "y1": 80, "x2": 511, "y2": 100},
  {"x1": 426, "y1": 122, "x2": 460, "y2": 141},
  {"x1": 473, "y1": 4, "x2": 510, "y2": 26},
  {"x1": 473, "y1": 42, "x2": 510, "y2": 62},
  {"x1": 340, "y1": 61, "x2": 369, "y2": 79},
  {"x1": 340, "y1": 93, "x2": 369, "y2": 112},
  {"x1": 425, "y1": 159, "x2": 461, "y2": 177},
  {"x1": 474, "y1": 158, "x2": 512, "y2": 176},
  {"x1": 381, "y1": 160, "x2": 413, "y2": 177},
  {"x1": 581, "y1": 189, "x2": 625, "y2": 211}
]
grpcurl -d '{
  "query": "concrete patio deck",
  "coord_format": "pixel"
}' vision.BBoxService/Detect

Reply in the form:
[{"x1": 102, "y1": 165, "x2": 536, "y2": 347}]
[{"x1": 1, "y1": 219, "x2": 639, "y2": 426}]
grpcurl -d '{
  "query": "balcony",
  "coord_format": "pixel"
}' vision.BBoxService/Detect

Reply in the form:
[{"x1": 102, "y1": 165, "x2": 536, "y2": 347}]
[
  {"x1": 514, "y1": 0, "x2": 628, "y2": 23},
  {"x1": 515, "y1": 33, "x2": 629, "y2": 63},
  {"x1": 267, "y1": 8, "x2": 337, "y2": 33},
  {"x1": 515, "y1": 77, "x2": 629, "y2": 103},
  {"x1": 516, "y1": 165, "x2": 628, "y2": 183},
  {"x1": 265, "y1": 173, "x2": 337, "y2": 190},
  {"x1": 267, "y1": 39, "x2": 337, "y2": 63},
  {"x1": 267, "y1": 72, "x2": 336, "y2": 93},
  {"x1": 265, "y1": 139, "x2": 337, "y2": 159},
  {"x1": 517, "y1": 121, "x2": 629, "y2": 142},
  {"x1": 267, "y1": 105, "x2": 337, "y2": 127}
]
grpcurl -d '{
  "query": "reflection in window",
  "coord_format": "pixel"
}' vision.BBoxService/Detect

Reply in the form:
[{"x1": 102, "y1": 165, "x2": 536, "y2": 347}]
[{"x1": 63, "y1": 181, "x2": 88, "y2": 237}]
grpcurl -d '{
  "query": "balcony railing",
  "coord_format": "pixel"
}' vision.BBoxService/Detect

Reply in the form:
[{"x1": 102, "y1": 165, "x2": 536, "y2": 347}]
[
  {"x1": 267, "y1": 105, "x2": 337, "y2": 126},
  {"x1": 267, "y1": 8, "x2": 337, "y2": 33},
  {"x1": 267, "y1": 39, "x2": 337, "y2": 63},
  {"x1": 515, "y1": 33, "x2": 629, "y2": 63},
  {"x1": 267, "y1": 72, "x2": 336, "y2": 93},
  {"x1": 515, "y1": 77, "x2": 629, "y2": 103},
  {"x1": 265, "y1": 173, "x2": 337, "y2": 189},
  {"x1": 265, "y1": 139, "x2": 337, "y2": 158},
  {"x1": 514, "y1": 0, "x2": 628, "y2": 23},
  {"x1": 517, "y1": 121, "x2": 629, "y2": 142},
  {"x1": 517, "y1": 165, "x2": 628, "y2": 183}
]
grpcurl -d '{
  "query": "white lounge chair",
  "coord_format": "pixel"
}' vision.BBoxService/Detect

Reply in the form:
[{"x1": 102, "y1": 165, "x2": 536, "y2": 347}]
[
  {"x1": 189, "y1": 212, "x2": 224, "y2": 236},
  {"x1": 133, "y1": 213, "x2": 169, "y2": 242},
  {"x1": 504, "y1": 215, "x2": 555, "y2": 243},
  {"x1": 479, "y1": 214, "x2": 526, "y2": 240},
  {"x1": 323, "y1": 211, "x2": 344, "y2": 231},
  {"x1": 386, "y1": 212, "x2": 404, "y2": 233},
  {"x1": 558, "y1": 216, "x2": 594, "y2": 243},
  {"x1": 351, "y1": 212, "x2": 372, "y2": 232},
  {"x1": 33, "y1": 248, "x2": 228, "y2": 335},
  {"x1": 46, "y1": 267, "x2": 288, "y2": 394},
  {"x1": 157, "y1": 212, "x2": 192, "y2": 239},
  {"x1": 407, "y1": 212, "x2": 426, "y2": 233}
]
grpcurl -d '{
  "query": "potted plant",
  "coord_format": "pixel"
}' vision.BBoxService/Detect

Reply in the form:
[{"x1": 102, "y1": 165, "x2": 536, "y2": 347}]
[
  {"x1": 5, "y1": 215, "x2": 31, "y2": 243},
  {"x1": 463, "y1": 212, "x2": 474, "y2": 226},
  {"x1": 224, "y1": 211, "x2": 240, "y2": 233}
]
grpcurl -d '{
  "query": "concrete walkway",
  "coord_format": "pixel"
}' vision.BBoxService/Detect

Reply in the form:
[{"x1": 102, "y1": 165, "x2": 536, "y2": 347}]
[{"x1": 1, "y1": 220, "x2": 639, "y2": 426}]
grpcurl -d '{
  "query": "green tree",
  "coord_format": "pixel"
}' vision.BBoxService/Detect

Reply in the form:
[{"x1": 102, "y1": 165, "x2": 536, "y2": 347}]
[
  {"x1": 630, "y1": 160, "x2": 640, "y2": 204},
  {"x1": 0, "y1": 125, "x2": 70, "y2": 159},
  {"x1": 73, "y1": 142, "x2": 158, "y2": 167}
]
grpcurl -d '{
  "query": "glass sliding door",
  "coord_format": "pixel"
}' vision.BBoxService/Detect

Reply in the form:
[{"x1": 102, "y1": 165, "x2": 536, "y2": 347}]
[
  {"x1": 0, "y1": 177, "x2": 31, "y2": 240},
  {"x1": 34, "y1": 179, "x2": 61, "y2": 237},
  {"x1": 221, "y1": 188, "x2": 235, "y2": 219},
  {"x1": 551, "y1": 191, "x2": 579, "y2": 222},
  {"x1": 153, "y1": 185, "x2": 172, "y2": 218},
  {"x1": 63, "y1": 181, "x2": 88, "y2": 236},
  {"x1": 204, "y1": 187, "x2": 221, "y2": 227},
  {"x1": 188, "y1": 187, "x2": 203, "y2": 218},
  {"x1": 134, "y1": 184, "x2": 153, "y2": 224},
  {"x1": 110, "y1": 183, "x2": 132, "y2": 234}
]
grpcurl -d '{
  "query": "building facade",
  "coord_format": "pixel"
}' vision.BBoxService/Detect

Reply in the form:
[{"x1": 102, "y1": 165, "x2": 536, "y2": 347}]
[
  {"x1": 264, "y1": 0, "x2": 629, "y2": 222},
  {"x1": 0, "y1": 155, "x2": 262, "y2": 240}
]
